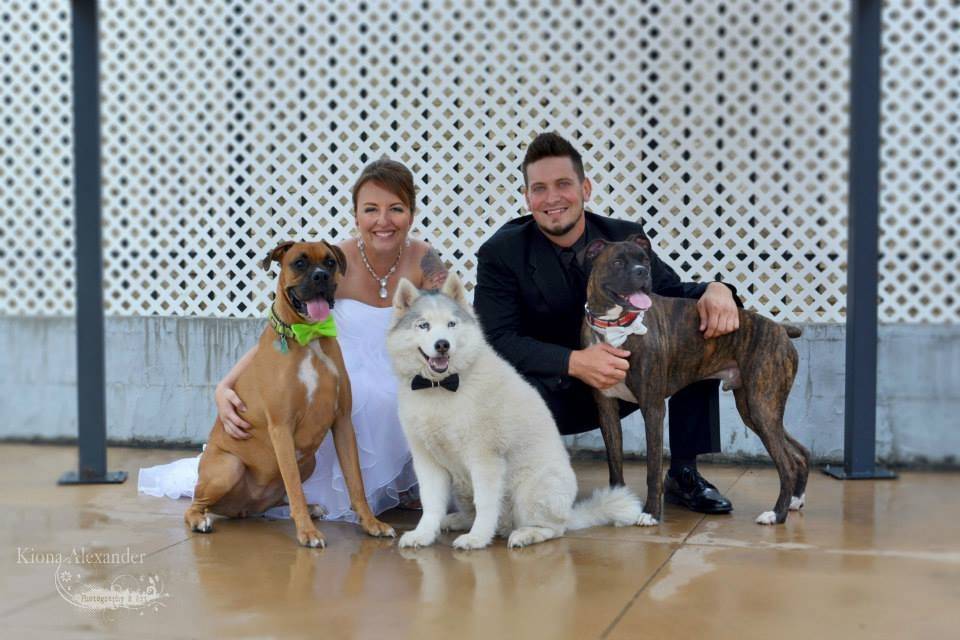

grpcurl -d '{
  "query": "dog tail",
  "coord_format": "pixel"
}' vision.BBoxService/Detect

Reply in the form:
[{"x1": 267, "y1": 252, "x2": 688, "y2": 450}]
[
  {"x1": 782, "y1": 324, "x2": 802, "y2": 339},
  {"x1": 567, "y1": 486, "x2": 644, "y2": 530}
]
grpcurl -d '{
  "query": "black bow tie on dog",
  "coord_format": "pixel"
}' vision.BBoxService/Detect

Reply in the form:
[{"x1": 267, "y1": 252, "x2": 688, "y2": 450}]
[{"x1": 411, "y1": 374, "x2": 460, "y2": 392}]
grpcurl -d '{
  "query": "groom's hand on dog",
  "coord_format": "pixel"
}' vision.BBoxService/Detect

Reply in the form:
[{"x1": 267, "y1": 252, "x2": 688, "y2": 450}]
[
  {"x1": 697, "y1": 282, "x2": 740, "y2": 339},
  {"x1": 569, "y1": 343, "x2": 631, "y2": 390},
  {"x1": 216, "y1": 384, "x2": 252, "y2": 439}
]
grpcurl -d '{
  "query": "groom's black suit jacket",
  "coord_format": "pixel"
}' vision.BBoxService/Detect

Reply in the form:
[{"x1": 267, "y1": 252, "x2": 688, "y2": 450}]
[{"x1": 474, "y1": 211, "x2": 734, "y2": 446}]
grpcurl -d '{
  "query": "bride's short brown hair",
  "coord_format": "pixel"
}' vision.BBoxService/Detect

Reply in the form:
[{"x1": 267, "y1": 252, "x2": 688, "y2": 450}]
[{"x1": 351, "y1": 158, "x2": 417, "y2": 214}]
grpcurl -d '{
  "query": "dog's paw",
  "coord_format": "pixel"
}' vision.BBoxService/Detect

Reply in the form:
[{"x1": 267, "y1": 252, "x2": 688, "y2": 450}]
[
  {"x1": 362, "y1": 517, "x2": 396, "y2": 538},
  {"x1": 635, "y1": 512, "x2": 659, "y2": 527},
  {"x1": 441, "y1": 512, "x2": 473, "y2": 532},
  {"x1": 188, "y1": 515, "x2": 213, "y2": 533},
  {"x1": 755, "y1": 511, "x2": 778, "y2": 525},
  {"x1": 789, "y1": 494, "x2": 805, "y2": 511},
  {"x1": 507, "y1": 528, "x2": 548, "y2": 549},
  {"x1": 452, "y1": 532, "x2": 492, "y2": 551},
  {"x1": 399, "y1": 529, "x2": 437, "y2": 549},
  {"x1": 307, "y1": 504, "x2": 327, "y2": 520},
  {"x1": 297, "y1": 527, "x2": 326, "y2": 548}
]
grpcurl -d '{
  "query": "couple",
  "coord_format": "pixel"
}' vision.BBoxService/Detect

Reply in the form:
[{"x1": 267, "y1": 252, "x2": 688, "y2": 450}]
[{"x1": 139, "y1": 132, "x2": 741, "y2": 520}]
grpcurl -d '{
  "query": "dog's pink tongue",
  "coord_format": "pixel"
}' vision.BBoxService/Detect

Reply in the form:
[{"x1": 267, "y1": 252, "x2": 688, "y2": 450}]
[
  {"x1": 305, "y1": 299, "x2": 330, "y2": 322},
  {"x1": 628, "y1": 293, "x2": 652, "y2": 310}
]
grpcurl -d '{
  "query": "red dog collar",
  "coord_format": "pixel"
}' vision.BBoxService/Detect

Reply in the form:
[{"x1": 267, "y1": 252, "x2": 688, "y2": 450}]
[{"x1": 585, "y1": 306, "x2": 641, "y2": 330}]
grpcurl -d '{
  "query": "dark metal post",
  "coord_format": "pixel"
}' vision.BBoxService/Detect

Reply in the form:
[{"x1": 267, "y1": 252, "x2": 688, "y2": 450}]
[
  {"x1": 59, "y1": 0, "x2": 126, "y2": 485},
  {"x1": 824, "y1": 0, "x2": 895, "y2": 480}
]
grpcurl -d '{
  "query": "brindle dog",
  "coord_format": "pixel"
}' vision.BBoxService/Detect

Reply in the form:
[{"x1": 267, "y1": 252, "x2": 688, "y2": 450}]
[{"x1": 580, "y1": 235, "x2": 809, "y2": 525}]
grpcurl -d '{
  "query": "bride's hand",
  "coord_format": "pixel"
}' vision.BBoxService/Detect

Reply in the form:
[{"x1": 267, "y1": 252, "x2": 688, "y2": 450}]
[{"x1": 216, "y1": 383, "x2": 251, "y2": 439}]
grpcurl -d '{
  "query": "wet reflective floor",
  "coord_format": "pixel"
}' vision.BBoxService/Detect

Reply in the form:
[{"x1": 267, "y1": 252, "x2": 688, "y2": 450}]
[{"x1": 1, "y1": 444, "x2": 958, "y2": 639}]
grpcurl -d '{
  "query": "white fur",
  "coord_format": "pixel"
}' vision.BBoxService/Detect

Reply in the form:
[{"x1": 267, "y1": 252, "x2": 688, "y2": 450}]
[
  {"x1": 635, "y1": 512, "x2": 659, "y2": 527},
  {"x1": 308, "y1": 341, "x2": 339, "y2": 379},
  {"x1": 789, "y1": 494, "x2": 805, "y2": 511},
  {"x1": 298, "y1": 351, "x2": 319, "y2": 405},
  {"x1": 755, "y1": 510, "x2": 777, "y2": 525},
  {"x1": 298, "y1": 342, "x2": 340, "y2": 408},
  {"x1": 599, "y1": 303, "x2": 625, "y2": 318},
  {"x1": 389, "y1": 276, "x2": 646, "y2": 551},
  {"x1": 567, "y1": 486, "x2": 644, "y2": 529}
]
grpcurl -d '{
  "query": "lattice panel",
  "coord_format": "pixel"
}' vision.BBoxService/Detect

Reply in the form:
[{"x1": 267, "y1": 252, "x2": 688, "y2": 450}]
[
  {"x1": 879, "y1": 0, "x2": 959, "y2": 323},
  {"x1": 0, "y1": 1, "x2": 956, "y2": 323},
  {"x1": 0, "y1": 0, "x2": 74, "y2": 315},
  {"x1": 636, "y1": 1, "x2": 850, "y2": 321}
]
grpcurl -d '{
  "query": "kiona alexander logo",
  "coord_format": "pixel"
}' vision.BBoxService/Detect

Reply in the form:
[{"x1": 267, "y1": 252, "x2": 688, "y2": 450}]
[{"x1": 17, "y1": 546, "x2": 170, "y2": 613}]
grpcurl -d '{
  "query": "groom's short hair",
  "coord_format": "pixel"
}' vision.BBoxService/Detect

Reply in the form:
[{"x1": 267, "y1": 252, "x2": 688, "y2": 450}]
[{"x1": 521, "y1": 132, "x2": 586, "y2": 186}]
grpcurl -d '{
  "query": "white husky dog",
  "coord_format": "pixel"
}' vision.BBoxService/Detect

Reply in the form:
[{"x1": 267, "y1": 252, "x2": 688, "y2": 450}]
[{"x1": 387, "y1": 274, "x2": 648, "y2": 550}]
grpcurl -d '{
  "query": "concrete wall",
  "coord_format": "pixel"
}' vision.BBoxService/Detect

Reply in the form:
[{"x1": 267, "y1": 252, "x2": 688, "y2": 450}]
[{"x1": 1, "y1": 317, "x2": 957, "y2": 465}]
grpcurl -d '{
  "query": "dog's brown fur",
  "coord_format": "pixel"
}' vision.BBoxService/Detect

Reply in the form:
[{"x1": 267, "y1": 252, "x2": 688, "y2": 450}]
[
  {"x1": 184, "y1": 240, "x2": 395, "y2": 546},
  {"x1": 582, "y1": 236, "x2": 810, "y2": 524}
]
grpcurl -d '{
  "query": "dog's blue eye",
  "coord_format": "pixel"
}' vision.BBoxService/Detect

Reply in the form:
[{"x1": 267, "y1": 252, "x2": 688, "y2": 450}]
[
  {"x1": 447, "y1": 321, "x2": 457, "y2": 328},
  {"x1": 294, "y1": 259, "x2": 306, "y2": 269},
  {"x1": 324, "y1": 258, "x2": 336, "y2": 268}
]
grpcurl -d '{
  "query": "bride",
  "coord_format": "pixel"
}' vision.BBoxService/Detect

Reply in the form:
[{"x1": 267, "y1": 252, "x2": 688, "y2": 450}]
[{"x1": 139, "y1": 159, "x2": 447, "y2": 521}]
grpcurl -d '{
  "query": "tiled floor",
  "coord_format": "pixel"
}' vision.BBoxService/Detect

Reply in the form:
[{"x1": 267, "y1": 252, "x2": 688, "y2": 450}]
[{"x1": 1, "y1": 444, "x2": 957, "y2": 639}]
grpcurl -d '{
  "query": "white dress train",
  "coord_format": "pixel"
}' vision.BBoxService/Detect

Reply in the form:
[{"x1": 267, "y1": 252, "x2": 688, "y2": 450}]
[{"x1": 137, "y1": 299, "x2": 417, "y2": 522}]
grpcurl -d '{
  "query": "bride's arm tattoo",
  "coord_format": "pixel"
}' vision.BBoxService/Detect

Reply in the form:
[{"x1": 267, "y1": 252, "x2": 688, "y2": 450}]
[{"x1": 420, "y1": 246, "x2": 449, "y2": 291}]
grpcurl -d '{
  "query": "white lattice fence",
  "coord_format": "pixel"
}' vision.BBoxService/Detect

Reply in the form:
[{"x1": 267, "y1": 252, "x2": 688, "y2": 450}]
[
  {"x1": 0, "y1": 0, "x2": 956, "y2": 323},
  {"x1": 0, "y1": 1, "x2": 74, "y2": 317},
  {"x1": 879, "y1": 0, "x2": 959, "y2": 322}
]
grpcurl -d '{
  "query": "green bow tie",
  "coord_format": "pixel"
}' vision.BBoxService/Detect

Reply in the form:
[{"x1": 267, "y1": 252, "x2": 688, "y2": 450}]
[
  {"x1": 268, "y1": 305, "x2": 338, "y2": 353},
  {"x1": 290, "y1": 316, "x2": 338, "y2": 345}
]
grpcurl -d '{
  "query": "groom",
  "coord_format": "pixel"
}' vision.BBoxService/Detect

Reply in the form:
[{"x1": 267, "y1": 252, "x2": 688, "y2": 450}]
[{"x1": 473, "y1": 132, "x2": 740, "y2": 514}]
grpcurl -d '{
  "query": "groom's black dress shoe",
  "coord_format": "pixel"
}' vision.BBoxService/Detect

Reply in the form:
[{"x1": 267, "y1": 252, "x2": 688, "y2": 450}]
[{"x1": 664, "y1": 466, "x2": 733, "y2": 514}]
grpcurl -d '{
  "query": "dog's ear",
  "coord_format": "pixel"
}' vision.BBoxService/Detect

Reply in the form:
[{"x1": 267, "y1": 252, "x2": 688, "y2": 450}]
[
  {"x1": 626, "y1": 233, "x2": 652, "y2": 253},
  {"x1": 580, "y1": 238, "x2": 609, "y2": 267},
  {"x1": 322, "y1": 240, "x2": 347, "y2": 276},
  {"x1": 393, "y1": 277, "x2": 420, "y2": 311},
  {"x1": 261, "y1": 241, "x2": 296, "y2": 270},
  {"x1": 440, "y1": 272, "x2": 467, "y2": 306}
]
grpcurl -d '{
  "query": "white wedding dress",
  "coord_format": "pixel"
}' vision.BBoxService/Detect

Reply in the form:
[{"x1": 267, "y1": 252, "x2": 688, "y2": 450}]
[{"x1": 137, "y1": 299, "x2": 418, "y2": 522}]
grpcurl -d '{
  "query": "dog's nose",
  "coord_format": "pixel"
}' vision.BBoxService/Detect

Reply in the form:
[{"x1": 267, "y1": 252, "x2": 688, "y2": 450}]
[
  {"x1": 312, "y1": 269, "x2": 330, "y2": 283},
  {"x1": 632, "y1": 264, "x2": 649, "y2": 277},
  {"x1": 434, "y1": 339, "x2": 450, "y2": 355}
]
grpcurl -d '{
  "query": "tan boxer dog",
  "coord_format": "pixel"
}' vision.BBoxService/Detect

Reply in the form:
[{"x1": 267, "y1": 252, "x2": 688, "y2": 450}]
[
  {"x1": 184, "y1": 240, "x2": 395, "y2": 547},
  {"x1": 580, "y1": 235, "x2": 810, "y2": 526}
]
